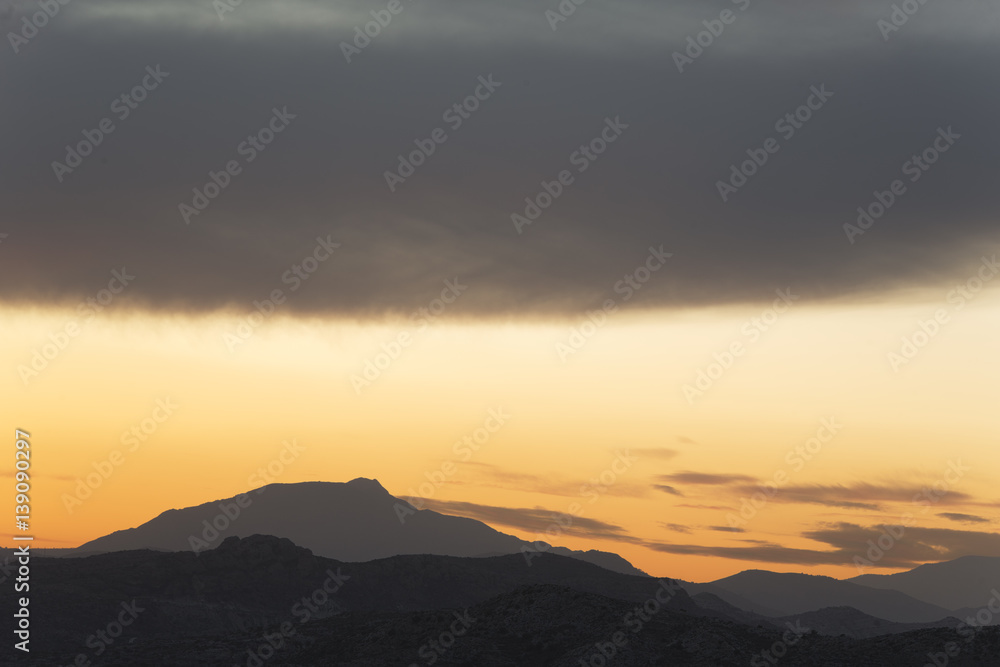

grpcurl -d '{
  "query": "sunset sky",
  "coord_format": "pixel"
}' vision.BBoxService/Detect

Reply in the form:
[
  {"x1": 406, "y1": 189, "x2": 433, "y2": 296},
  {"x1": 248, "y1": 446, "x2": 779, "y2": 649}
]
[{"x1": 2, "y1": 0, "x2": 998, "y2": 583}]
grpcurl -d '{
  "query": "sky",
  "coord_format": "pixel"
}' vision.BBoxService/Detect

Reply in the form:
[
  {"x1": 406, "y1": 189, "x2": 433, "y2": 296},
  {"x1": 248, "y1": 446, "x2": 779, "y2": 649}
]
[{"x1": 2, "y1": 0, "x2": 999, "y2": 582}]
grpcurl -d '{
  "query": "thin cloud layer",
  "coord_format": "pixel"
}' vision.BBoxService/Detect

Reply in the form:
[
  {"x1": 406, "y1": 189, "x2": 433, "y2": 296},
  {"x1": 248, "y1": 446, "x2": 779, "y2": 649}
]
[
  {"x1": 647, "y1": 522, "x2": 1000, "y2": 568},
  {"x1": 938, "y1": 512, "x2": 992, "y2": 524},
  {"x1": 633, "y1": 448, "x2": 679, "y2": 461},
  {"x1": 420, "y1": 498, "x2": 634, "y2": 542},
  {"x1": 732, "y1": 482, "x2": 975, "y2": 512},
  {"x1": 460, "y1": 462, "x2": 648, "y2": 499},
  {"x1": 659, "y1": 472, "x2": 757, "y2": 486}
]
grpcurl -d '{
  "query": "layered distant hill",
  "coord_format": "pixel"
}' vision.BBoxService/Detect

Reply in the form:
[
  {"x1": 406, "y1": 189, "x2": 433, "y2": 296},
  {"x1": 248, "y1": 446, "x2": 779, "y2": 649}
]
[
  {"x1": 850, "y1": 555, "x2": 1000, "y2": 611},
  {"x1": 75, "y1": 478, "x2": 645, "y2": 576},
  {"x1": 18, "y1": 535, "x2": 692, "y2": 655},
  {"x1": 688, "y1": 593, "x2": 959, "y2": 640},
  {"x1": 65, "y1": 477, "x2": 1000, "y2": 628},
  {"x1": 681, "y1": 570, "x2": 954, "y2": 623},
  {"x1": 6, "y1": 535, "x2": 999, "y2": 666},
  {"x1": 23, "y1": 475, "x2": 997, "y2": 665}
]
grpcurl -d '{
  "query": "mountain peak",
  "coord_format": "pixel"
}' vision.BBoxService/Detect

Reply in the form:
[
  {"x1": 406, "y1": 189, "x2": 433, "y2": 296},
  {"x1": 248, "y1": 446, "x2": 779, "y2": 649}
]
[
  {"x1": 76, "y1": 479, "x2": 645, "y2": 576},
  {"x1": 250, "y1": 478, "x2": 391, "y2": 496},
  {"x1": 345, "y1": 477, "x2": 388, "y2": 491}
]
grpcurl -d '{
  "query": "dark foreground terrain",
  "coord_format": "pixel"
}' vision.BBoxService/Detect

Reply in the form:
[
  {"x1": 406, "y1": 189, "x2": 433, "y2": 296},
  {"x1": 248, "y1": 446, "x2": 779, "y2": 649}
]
[{"x1": 6, "y1": 535, "x2": 999, "y2": 666}]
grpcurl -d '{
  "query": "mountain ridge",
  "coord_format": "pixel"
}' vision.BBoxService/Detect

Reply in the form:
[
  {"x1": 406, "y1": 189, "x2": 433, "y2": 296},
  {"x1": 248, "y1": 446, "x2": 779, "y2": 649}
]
[
  {"x1": 850, "y1": 555, "x2": 1000, "y2": 611},
  {"x1": 75, "y1": 478, "x2": 647, "y2": 576},
  {"x1": 8, "y1": 535, "x2": 1000, "y2": 666},
  {"x1": 683, "y1": 569, "x2": 954, "y2": 623}
]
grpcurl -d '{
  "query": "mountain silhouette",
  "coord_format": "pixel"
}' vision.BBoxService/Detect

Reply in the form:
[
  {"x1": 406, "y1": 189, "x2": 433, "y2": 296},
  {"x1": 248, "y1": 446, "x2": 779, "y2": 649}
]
[
  {"x1": 18, "y1": 478, "x2": 1000, "y2": 664},
  {"x1": 772, "y1": 607, "x2": 963, "y2": 640},
  {"x1": 9, "y1": 535, "x2": 1000, "y2": 666},
  {"x1": 13, "y1": 535, "x2": 693, "y2": 661},
  {"x1": 850, "y1": 555, "x2": 1000, "y2": 612},
  {"x1": 76, "y1": 478, "x2": 646, "y2": 576},
  {"x1": 683, "y1": 569, "x2": 953, "y2": 623},
  {"x1": 691, "y1": 591, "x2": 964, "y2": 639}
]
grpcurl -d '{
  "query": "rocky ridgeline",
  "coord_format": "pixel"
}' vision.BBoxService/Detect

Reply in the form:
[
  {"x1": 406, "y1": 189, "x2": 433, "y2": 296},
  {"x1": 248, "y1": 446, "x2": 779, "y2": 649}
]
[{"x1": 5, "y1": 536, "x2": 998, "y2": 666}]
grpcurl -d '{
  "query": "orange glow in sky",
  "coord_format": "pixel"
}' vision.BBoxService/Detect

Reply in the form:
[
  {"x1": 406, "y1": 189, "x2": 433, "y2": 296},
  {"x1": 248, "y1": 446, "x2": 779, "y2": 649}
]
[{"x1": 5, "y1": 284, "x2": 1000, "y2": 582}]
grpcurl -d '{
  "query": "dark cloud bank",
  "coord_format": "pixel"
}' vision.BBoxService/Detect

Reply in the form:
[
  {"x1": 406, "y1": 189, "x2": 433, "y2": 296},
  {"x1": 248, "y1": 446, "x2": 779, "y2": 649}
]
[{"x1": 2, "y1": 0, "x2": 998, "y2": 318}]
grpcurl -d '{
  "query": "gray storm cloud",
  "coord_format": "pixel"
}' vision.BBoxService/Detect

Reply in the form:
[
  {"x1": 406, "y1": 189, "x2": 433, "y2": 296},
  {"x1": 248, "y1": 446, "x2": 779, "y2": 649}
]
[{"x1": 1, "y1": 0, "x2": 998, "y2": 317}]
